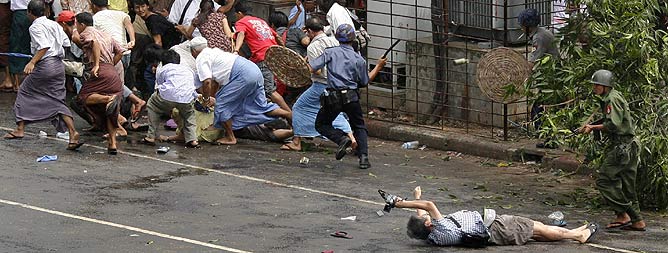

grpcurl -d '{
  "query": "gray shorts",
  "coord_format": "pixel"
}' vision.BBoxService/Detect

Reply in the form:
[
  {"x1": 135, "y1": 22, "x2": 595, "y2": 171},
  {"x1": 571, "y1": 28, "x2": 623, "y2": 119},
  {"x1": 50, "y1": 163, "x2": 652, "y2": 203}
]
[
  {"x1": 488, "y1": 215, "x2": 534, "y2": 245},
  {"x1": 256, "y1": 61, "x2": 276, "y2": 95}
]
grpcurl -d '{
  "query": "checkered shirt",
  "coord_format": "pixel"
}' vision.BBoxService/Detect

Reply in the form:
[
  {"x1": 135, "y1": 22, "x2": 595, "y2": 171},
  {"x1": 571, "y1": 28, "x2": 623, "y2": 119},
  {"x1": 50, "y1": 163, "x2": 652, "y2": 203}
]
[{"x1": 428, "y1": 210, "x2": 487, "y2": 246}]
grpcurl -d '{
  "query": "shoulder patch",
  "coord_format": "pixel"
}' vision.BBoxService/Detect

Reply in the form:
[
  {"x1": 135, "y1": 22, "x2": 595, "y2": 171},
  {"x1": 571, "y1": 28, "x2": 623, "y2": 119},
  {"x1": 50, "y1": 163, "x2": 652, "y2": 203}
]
[{"x1": 606, "y1": 104, "x2": 612, "y2": 114}]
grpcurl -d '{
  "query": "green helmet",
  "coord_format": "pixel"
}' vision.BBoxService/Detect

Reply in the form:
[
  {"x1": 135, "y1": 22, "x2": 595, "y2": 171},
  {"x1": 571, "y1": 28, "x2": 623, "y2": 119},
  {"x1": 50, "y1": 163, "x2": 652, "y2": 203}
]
[{"x1": 590, "y1": 69, "x2": 614, "y2": 87}]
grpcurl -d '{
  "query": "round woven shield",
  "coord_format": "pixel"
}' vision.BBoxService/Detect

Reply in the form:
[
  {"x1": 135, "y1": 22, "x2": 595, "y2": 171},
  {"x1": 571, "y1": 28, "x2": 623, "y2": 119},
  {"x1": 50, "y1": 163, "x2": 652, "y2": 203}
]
[
  {"x1": 476, "y1": 47, "x2": 531, "y2": 103},
  {"x1": 265, "y1": 45, "x2": 312, "y2": 88}
]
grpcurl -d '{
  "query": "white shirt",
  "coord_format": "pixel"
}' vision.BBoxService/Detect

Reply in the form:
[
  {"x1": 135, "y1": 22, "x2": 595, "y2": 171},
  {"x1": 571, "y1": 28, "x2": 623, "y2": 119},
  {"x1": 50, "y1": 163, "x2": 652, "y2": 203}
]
[
  {"x1": 10, "y1": 0, "x2": 29, "y2": 10},
  {"x1": 307, "y1": 33, "x2": 339, "y2": 84},
  {"x1": 170, "y1": 41, "x2": 197, "y2": 74},
  {"x1": 155, "y1": 63, "x2": 198, "y2": 103},
  {"x1": 94, "y1": 9, "x2": 131, "y2": 54},
  {"x1": 29, "y1": 17, "x2": 70, "y2": 58},
  {"x1": 196, "y1": 47, "x2": 237, "y2": 86},
  {"x1": 324, "y1": 3, "x2": 354, "y2": 36},
  {"x1": 168, "y1": 0, "x2": 220, "y2": 37}
]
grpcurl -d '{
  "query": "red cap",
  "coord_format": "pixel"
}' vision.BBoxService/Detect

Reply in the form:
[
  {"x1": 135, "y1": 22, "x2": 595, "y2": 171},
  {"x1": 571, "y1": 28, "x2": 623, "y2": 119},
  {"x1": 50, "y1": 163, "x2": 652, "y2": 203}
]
[{"x1": 57, "y1": 10, "x2": 76, "y2": 22}]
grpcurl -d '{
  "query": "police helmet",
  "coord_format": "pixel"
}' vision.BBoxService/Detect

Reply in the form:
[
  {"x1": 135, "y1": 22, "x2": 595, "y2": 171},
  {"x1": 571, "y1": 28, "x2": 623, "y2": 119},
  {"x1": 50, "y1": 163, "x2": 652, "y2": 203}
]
[
  {"x1": 590, "y1": 69, "x2": 614, "y2": 87},
  {"x1": 518, "y1": 8, "x2": 540, "y2": 27}
]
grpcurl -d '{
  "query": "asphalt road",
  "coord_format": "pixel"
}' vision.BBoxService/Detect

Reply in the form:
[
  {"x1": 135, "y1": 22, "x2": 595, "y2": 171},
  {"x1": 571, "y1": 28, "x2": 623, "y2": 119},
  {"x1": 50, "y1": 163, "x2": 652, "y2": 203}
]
[{"x1": 0, "y1": 92, "x2": 665, "y2": 253}]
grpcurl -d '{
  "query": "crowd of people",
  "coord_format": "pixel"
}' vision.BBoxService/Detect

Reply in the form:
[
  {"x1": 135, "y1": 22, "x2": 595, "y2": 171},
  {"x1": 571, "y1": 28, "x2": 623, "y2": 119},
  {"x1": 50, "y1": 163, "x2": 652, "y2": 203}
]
[{"x1": 0, "y1": 0, "x2": 385, "y2": 168}]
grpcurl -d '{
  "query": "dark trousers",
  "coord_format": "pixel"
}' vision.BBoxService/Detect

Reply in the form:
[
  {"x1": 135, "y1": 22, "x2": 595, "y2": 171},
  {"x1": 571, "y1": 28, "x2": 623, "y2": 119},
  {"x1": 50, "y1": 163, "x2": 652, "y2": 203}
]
[{"x1": 315, "y1": 100, "x2": 368, "y2": 156}]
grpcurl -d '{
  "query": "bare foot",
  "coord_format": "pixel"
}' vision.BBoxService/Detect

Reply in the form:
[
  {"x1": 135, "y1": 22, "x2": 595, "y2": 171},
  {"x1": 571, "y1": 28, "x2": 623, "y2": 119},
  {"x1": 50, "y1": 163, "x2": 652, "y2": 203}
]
[
  {"x1": 577, "y1": 228, "x2": 592, "y2": 243},
  {"x1": 157, "y1": 135, "x2": 184, "y2": 143},
  {"x1": 575, "y1": 224, "x2": 589, "y2": 231},
  {"x1": 1, "y1": 76, "x2": 12, "y2": 90},
  {"x1": 116, "y1": 126, "x2": 128, "y2": 136},
  {"x1": 606, "y1": 213, "x2": 631, "y2": 228},
  {"x1": 280, "y1": 142, "x2": 301, "y2": 151},
  {"x1": 69, "y1": 131, "x2": 80, "y2": 144},
  {"x1": 3, "y1": 131, "x2": 24, "y2": 139},
  {"x1": 214, "y1": 136, "x2": 237, "y2": 145}
]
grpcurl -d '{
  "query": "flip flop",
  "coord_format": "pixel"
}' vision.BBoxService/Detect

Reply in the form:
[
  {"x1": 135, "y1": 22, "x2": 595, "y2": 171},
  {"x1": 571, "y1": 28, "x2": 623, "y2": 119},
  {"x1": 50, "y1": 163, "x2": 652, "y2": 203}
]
[
  {"x1": 585, "y1": 223, "x2": 599, "y2": 243},
  {"x1": 3, "y1": 132, "x2": 24, "y2": 139},
  {"x1": 620, "y1": 225, "x2": 646, "y2": 231},
  {"x1": 280, "y1": 143, "x2": 301, "y2": 151},
  {"x1": 330, "y1": 231, "x2": 353, "y2": 239},
  {"x1": 606, "y1": 221, "x2": 631, "y2": 229},
  {"x1": 66, "y1": 142, "x2": 84, "y2": 151},
  {"x1": 185, "y1": 141, "x2": 201, "y2": 149}
]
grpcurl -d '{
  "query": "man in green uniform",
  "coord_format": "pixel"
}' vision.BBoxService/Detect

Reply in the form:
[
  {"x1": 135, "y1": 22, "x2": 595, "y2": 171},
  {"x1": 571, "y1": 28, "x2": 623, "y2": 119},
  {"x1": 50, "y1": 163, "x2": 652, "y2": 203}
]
[{"x1": 581, "y1": 69, "x2": 646, "y2": 231}]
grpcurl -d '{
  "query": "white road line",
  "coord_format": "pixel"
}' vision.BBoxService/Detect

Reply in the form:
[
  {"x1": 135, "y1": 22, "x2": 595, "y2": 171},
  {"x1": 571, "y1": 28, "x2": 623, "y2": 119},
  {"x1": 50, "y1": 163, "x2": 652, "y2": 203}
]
[
  {"x1": 587, "y1": 243, "x2": 639, "y2": 253},
  {"x1": 0, "y1": 198, "x2": 251, "y2": 253},
  {"x1": 0, "y1": 127, "x2": 641, "y2": 253}
]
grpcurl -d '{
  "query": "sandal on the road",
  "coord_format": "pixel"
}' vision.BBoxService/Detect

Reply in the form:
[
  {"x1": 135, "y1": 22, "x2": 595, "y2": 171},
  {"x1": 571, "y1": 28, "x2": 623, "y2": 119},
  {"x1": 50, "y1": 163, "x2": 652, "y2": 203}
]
[
  {"x1": 330, "y1": 231, "x2": 353, "y2": 239},
  {"x1": 3, "y1": 132, "x2": 24, "y2": 139},
  {"x1": 66, "y1": 142, "x2": 84, "y2": 151},
  {"x1": 606, "y1": 221, "x2": 631, "y2": 229},
  {"x1": 140, "y1": 137, "x2": 156, "y2": 146},
  {"x1": 620, "y1": 225, "x2": 646, "y2": 231},
  {"x1": 585, "y1": 223, "x2": 599, "y2": 243},
  {"x1": 185, "y1": 141, "x2": 201, "y2": 149}
]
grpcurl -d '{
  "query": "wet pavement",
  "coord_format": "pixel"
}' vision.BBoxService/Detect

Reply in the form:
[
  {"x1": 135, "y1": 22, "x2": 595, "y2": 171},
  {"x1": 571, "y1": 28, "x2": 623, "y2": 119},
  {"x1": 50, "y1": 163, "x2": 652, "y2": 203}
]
[{"x1": 0, "y1": 92, "x2": 666, "y2": 252}]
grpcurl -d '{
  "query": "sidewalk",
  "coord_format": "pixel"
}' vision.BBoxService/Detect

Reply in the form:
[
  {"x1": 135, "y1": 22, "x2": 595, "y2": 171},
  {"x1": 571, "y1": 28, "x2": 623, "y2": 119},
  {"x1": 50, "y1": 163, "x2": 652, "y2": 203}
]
[{"x1": 366, "y1": 119, "x2": 585, "y2": 173}]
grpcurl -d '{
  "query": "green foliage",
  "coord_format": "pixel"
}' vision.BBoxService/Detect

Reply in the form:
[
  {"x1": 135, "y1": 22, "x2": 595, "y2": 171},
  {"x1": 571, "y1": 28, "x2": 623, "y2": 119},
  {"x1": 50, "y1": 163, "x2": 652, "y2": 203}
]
[{"x1": 527, "y1": 0, "x2": 668, "y2": 210}]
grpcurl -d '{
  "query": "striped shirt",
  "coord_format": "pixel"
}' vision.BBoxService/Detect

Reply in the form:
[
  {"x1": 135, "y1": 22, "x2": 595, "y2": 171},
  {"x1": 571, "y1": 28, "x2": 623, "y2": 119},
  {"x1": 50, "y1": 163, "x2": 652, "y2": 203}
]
[{"x1": 428, "y1": 210, "x2": 487, "y2": 246}]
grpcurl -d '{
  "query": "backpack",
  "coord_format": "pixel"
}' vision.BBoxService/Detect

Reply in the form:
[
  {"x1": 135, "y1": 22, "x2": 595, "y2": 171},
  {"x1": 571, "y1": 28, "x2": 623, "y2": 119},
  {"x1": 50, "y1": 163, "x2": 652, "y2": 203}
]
[{"x1": 447, "y1": 216, "x2": 490, "y2": 248}]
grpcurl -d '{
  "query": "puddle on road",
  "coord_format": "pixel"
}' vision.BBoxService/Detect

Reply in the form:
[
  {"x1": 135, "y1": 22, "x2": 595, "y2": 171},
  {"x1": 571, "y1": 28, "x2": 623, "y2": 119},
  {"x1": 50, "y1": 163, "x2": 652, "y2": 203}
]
[{"x1": 108, "y1": 167, "x2": 208, "y2": 190}]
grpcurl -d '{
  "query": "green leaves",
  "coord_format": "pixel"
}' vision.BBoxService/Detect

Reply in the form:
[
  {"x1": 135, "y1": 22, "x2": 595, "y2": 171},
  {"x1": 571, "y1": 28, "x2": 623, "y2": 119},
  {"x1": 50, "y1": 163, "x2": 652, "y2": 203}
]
[{"x1": 530, "y1": 0, "x2": 668, "y2": 210}]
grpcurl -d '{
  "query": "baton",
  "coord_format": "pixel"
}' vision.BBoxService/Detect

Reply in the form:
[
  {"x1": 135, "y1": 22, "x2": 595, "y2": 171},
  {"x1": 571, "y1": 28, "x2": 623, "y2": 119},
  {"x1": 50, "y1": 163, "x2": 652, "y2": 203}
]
[
  {"x1": 0, "y1": 53, "x2": 33, "y2": 59},
  {"x1": 382, "y1": 40, "x2": 401, "y2": 59}
]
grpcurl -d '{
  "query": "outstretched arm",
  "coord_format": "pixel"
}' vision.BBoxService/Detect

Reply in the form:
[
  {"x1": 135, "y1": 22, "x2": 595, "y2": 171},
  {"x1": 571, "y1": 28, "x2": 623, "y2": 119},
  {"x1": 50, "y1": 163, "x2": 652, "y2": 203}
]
[
  {"x1": 368, "y1": 57, "x2": 387, "y2": 82},
  {"x1": 393, "y1": 187, "x2": 443, "y2": 220},
  {"x1": 395, "y1": 199, "x2": 444, "y2": 220},
  {"x1": 412, "y1": 186, "x2": 428, "y2": 217}
]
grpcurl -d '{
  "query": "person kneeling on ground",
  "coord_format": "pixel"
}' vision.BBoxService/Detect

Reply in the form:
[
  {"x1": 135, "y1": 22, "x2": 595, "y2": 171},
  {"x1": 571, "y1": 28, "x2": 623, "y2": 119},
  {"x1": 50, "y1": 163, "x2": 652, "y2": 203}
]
[
  {"x1": 168, "y1": 108, "x2": 293, "y2": 144},
  {"x1": 141, "y1": 49, "x2": 199, "y2": 148},
  {"x1": 382, "y1": 186, "x2": 598, "y2": 247},
  {"x1": 192, "y1": 37, "x2": 292, "y2": 145}
]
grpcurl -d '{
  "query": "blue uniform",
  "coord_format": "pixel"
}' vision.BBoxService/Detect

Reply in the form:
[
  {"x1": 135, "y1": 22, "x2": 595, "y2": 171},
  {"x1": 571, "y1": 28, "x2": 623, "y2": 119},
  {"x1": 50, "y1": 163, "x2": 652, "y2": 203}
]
[
  {"x1": 309, "y1": 44, "x2": 368, "y2": 91},
  {"x1": 310, "y1": 43, "x2": 370, "y2": 168}
]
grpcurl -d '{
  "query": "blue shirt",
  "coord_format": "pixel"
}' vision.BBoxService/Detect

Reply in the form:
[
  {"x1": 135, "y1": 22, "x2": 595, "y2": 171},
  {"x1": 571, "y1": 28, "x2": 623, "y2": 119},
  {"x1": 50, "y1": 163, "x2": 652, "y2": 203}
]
[
  {"x1": 288, "y1": 4, "x2": 306, "y2": 29},
  {"x1": 428, "y1": 210, "x2": 487, "y2": 246},
  {"x1": 309, "y1": 44, "x2": 368, "y2": 90}
]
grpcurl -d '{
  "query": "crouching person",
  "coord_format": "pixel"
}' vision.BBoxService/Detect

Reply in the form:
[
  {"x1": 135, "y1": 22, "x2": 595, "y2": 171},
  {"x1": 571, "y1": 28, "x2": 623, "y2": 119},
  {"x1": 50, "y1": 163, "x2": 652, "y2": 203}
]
[
  {"x1": 383, "y1": 186, "x2": 598, "y2": 247},
  {"x1": 141, "y1": 49, "x2": 199, "y2": 148}
]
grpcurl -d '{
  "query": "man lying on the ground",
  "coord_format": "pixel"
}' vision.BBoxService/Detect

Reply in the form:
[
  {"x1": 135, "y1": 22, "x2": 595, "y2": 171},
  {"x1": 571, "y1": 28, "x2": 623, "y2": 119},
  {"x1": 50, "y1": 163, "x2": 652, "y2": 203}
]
[{"x1": 381, "y1": 186, "x2": 599, "y2": 247}]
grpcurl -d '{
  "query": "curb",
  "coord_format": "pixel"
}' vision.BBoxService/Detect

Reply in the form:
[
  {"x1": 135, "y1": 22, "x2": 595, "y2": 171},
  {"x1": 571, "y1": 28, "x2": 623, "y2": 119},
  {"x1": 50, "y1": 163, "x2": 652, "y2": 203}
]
[{"x1": 366, "y1": 119, "x2": 585, "y2": 173}]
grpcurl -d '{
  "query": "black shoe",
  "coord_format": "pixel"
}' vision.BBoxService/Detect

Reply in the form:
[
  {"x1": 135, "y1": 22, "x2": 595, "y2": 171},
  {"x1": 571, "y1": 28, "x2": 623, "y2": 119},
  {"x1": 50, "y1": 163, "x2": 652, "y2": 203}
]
[
  {"x1": 359, "y1": 154, "x2": 370, "y2": 169},
  {"x1": 335, "y1": 137, "x2": 352, "y2": 160}
]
